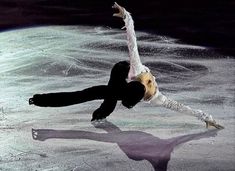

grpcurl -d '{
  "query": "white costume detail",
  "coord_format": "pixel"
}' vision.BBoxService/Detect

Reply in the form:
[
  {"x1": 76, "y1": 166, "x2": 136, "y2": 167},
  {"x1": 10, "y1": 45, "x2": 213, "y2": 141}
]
[
  {"x1": 122, "y1": 7, "x2": 215, "y2": 124},
  {"x1": 150, "y1": 93, "x2": 214, "y2": 123},
  {"x1": 122, "y1": 10, "x2": 150, "y2": 80}
]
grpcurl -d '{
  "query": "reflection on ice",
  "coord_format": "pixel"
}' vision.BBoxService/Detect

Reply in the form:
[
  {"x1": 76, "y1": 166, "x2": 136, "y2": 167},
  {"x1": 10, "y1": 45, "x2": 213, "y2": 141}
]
[{"x1": 32, "y1": 121, "x2": 219, "y2": 171}]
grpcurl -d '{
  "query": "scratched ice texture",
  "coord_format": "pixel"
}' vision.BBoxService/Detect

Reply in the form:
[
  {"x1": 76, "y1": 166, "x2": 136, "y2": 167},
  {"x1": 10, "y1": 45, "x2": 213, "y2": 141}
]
[{"x1": 0, "y1": 26, "x2": 234, "y2": 171}]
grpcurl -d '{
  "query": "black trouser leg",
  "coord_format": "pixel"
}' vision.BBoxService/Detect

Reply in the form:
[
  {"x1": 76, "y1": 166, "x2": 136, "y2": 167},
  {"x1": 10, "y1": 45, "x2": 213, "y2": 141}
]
[
  {"x1": 29, "y1": 85, "x2": 109, "y2": 107},
  {"x1": 91, "y1": 98, "x2": 117, "y2": 121},
  {"x1": 91, "y1": 61, "x2": 130, "y2": 121},
  {"x1": 29, "y1": 61, "x2": 131, "y2": 121}
]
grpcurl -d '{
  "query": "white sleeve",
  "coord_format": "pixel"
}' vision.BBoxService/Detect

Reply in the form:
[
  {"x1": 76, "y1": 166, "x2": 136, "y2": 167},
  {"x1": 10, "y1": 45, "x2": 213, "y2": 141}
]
[
  {"x1": 122, "y1": 10, "x2": 149, "y2": 80},
  {"x1": 150, "y1": 92, "x2": 215, "y2": 123}
]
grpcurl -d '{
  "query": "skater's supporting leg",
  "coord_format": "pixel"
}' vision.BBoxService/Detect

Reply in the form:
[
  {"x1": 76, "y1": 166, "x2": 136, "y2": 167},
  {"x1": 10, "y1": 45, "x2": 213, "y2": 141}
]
[
  {"x1": 91, "y1": 98, "x2": 117, "y2": 121},
  {"x1": 91, "y1": 61, "x2": 128, "y2": 121}
]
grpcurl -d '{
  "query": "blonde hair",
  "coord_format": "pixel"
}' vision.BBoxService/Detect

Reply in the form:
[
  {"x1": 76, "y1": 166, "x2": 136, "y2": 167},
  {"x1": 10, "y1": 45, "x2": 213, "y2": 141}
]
[{"x1": 135, "y1": 72, "x2": 157, "y2": 101}]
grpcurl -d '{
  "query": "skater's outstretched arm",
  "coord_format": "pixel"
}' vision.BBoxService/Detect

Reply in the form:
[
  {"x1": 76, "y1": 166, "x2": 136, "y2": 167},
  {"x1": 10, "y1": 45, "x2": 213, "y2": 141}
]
[
  {"x1": 113, "y1": 2, "x2": 157, "y2": 101},
  {"x1": 112, "y1": 2, "x2": 149, "y2": 80},
  {"x1": 150, "y1": 92, "x2": 224, "y2": 129}
]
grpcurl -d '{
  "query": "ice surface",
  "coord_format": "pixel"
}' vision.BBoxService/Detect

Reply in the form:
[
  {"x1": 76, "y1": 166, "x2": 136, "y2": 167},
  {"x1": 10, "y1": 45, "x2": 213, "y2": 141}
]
[{"x1": 0, "y1": 26, "x2": 234, "y2": 171}]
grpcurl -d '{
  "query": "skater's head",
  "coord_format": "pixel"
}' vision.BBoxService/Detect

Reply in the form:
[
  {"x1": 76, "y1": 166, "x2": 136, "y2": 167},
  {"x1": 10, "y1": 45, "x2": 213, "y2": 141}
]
[
  {"x1": 135, "y1": 72, "x2": 157, "y2": 101},
  {"x1": 122, "y1": 81, "x2": 145, "y2": 108}
]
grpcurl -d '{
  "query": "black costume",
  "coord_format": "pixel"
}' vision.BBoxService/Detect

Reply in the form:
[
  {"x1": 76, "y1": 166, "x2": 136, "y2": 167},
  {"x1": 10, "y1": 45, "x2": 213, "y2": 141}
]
[{"x1": 29, "y1": 61, "x2": 145, "y2": 121}]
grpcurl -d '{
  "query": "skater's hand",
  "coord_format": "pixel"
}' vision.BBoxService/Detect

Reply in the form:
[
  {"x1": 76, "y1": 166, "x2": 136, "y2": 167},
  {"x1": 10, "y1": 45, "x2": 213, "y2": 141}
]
[
  {"x1": 112, "y1": 2, "x2": 126, "y2": 19},
  {"x1": 195, "y1": 110, "x2": 224, "y2": 129},
  {"x1": 205, "y1": 120, "x2": 224, "y2": 129}
]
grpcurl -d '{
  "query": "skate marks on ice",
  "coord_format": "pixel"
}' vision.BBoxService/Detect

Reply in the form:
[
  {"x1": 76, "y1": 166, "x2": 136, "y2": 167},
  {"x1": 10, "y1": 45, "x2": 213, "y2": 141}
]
[{"x1": 32, "y1": 121, "x2": 219, "y2": 171}]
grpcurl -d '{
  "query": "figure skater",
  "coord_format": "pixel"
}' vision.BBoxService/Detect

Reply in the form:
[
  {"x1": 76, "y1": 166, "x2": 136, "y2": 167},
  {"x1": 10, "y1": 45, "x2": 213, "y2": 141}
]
[{"x1": 29, "y1": 2, "x2": 223, "y2": 129}]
